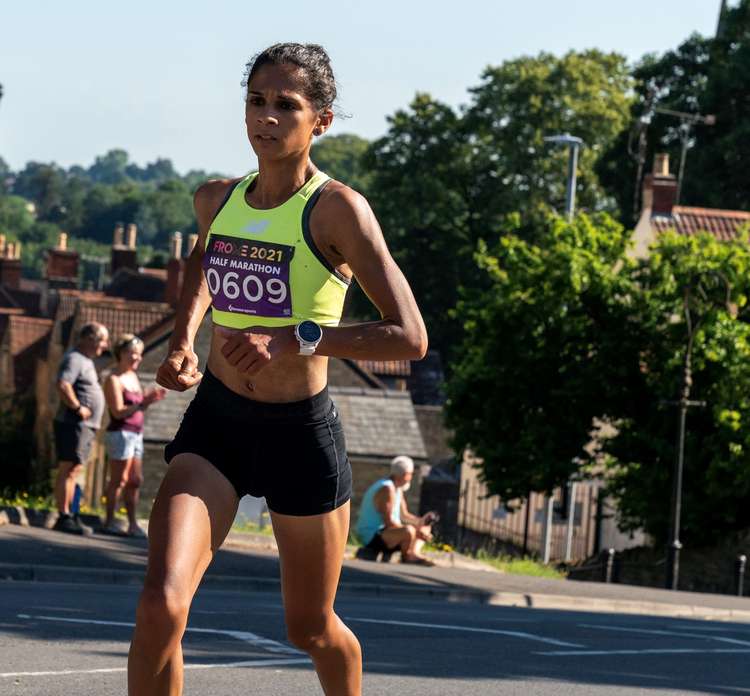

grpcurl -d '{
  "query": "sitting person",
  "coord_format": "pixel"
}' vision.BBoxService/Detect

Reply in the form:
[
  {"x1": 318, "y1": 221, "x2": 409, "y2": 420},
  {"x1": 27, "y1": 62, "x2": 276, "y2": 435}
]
[{"x1": 355, "y1": 455, "x2": 437, "y2": 566}]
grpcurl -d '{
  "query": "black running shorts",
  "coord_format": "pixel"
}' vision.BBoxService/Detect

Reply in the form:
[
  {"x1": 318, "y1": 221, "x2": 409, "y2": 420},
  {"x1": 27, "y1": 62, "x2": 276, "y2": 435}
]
[{"x1": 164, "y1": 369, "x2": 352, "y2": 516}]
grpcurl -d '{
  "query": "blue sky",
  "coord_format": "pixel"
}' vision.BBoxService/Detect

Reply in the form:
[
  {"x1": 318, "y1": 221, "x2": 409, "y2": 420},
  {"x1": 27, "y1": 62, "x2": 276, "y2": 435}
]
[{"x1": 1, "y1": 1, "x2": 723, "y2": 177}]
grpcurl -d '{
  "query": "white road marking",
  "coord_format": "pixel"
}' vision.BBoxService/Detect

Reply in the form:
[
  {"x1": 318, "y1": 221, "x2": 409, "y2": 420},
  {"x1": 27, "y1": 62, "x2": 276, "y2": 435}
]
[
  {"x1": 0, "y1": 658, "x2": 311, "y2": 679},
  {"x1": 579, "y1": 623, "x2": 750, "y2": 647},
  {"x1": 536, "y1": 648, "x2": 750, "y2": 656},
  {"x1": 16, "y1": 613, "x2": 302, "y2": 655},
  {"x1": 346, "y1": 617, "x2": 583, "y2": 647}
]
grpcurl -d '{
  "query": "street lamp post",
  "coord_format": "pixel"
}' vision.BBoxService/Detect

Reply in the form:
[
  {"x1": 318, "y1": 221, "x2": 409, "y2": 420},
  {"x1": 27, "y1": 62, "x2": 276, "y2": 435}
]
[
  {"x1": 661, "y1": 284, "x2": 709, "y2": 590},
  {"x1": 544, "y1": 134, "x2": 584, "y2": 220}
]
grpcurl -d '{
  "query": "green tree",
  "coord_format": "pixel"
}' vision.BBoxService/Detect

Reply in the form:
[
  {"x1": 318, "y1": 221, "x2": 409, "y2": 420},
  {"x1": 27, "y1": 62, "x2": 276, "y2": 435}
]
[
  {"x1": 365, "y1": 51, "x2": 633, "y2": 359},
  {"x1": 0, "y1": 194, "x2": 35, "y2": 236},
  {"x1": 445, "y1": 212, "x2": 635, "y2": 500},
  {"x1": 311, "y1": 134, "x2": 371, "y2": 193},
  {"x1": 0, "y1": 157, "x2": 11, "y2": 194},
  {"x1": 597, "y1": 34, "x2": 713, "y2": 228},
  {"x1": 464, "y1": 50, "x2": 633, "y2": 223},
  {"x1": 136, "y1": 179, "x2": 196, "y2": 246},
  {"x1": 364, "y1": 94, "x2": 473, "y2": 344},
  {"x1": 688, "y1": 0, "x2": 750, "y2": 211},
  {"x1": 88, "y1": 149, "x2": 130, "y2": 185},
  {"x1": 600, "y1": 2, "x2": 750, "y2": 225},
  {"x1": 12, "y1": 162, "x2": 67, "y2": 220},
  {"x1": 603, "y1": 230, "x2": 750, "y2": 545}
]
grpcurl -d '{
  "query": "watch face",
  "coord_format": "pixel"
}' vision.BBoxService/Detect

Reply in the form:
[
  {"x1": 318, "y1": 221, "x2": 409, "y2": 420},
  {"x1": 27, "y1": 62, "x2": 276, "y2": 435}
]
[{"x1": 298, "y1": 320, "x2": 322, "y2": 343}]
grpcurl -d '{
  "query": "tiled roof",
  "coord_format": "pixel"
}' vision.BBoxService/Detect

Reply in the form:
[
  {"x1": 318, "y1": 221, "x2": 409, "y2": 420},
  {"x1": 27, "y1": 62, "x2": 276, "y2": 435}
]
[
  {"x1": 7, "y1": 315, "x2": 53, "y2": 358},
  {"x1": 140, "y1": 268, "x2": 168, "y2": 280},
  {"x1": 68, "y1": 296, "x2": 174, "y2": 348},
  {"x1": 329, "y1": 386, "x2": 427, "y2": 459},
  {"x1": 0, "y1": 285, "x2": 42, "y2": 316},
  {"x1": 414, "y1": 404, "x2": 454, "y2": 464},
  {"x1": 653, "y1": 206, "x2": 750, "y2": 241},
  {"x1": 354, "y1": 359, "x2": 412, "y2": 376},
  {"x1": 106, "y1": 267, "x2": 167, "y2": 302},
  {"x1": 2, "y1": 315, "x2": 54, "y2": 391}
]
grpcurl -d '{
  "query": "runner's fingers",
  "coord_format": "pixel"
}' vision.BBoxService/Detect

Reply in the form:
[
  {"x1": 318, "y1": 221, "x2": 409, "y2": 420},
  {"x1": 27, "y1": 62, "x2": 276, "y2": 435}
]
[
  {"x1": 245, "y1": 352, "x2": 272, "y2": 376},
  {"x1": 220, "y1": 335, "x2": 245, "y2": 361},
  {"x1": 177, "y1": 370, "x2": 203, "y2": 388},
  {"x1": 236, "y1": 353, "x2": 259, "y2": 374},
  {"x1": 156, "y1": 366, "x2": 180, "y2": 390},
  {"x1": 224, "y1": 341, "x2": 253, "y2": 366}
]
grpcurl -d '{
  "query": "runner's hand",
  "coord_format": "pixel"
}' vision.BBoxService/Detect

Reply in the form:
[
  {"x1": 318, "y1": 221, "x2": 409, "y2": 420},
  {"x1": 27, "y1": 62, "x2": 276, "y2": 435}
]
[
  {"x1": 215, "y1": 325, "x2": 296, "y2": 377},
  {"x1": 156, "y1": 347, "x2": 203, "y2": 391},
  {"x1": 77, "y1": 405, "x2": 92, "y2": 420}
]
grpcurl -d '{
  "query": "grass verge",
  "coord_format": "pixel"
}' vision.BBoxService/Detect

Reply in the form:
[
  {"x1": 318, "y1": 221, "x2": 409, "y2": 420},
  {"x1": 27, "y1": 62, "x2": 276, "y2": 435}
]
[{"x1": 475, "y1": 550, "x2": 567, "y2": 579}]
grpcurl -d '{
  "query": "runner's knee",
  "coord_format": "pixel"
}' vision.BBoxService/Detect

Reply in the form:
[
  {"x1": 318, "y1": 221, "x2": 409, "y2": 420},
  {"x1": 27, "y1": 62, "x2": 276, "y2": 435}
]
[
  {"x1": 285, "y1": 611, "x2": 332, "y2": 652},
  {"x1": 137, "y1": 581, "x2": 191, "y2": 633}
]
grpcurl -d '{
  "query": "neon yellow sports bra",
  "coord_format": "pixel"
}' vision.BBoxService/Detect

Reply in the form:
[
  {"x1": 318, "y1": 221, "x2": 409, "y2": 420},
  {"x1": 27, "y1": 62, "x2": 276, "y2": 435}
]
[{"x1": 203, "y1": 171, "x2": 349, "y2": 329}]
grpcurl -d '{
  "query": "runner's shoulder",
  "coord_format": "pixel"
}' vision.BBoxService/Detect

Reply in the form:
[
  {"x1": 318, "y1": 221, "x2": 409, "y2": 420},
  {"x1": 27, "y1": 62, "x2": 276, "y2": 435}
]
[
  {"x1": 318, "y1": 179, "x2": 370, "y2": 217},
  {"x1": 193, "y1": 178, "x2": 243, "y2": 222},
  {"x1": 317, "y1": 179, "x2": 373, "y2": 228}
]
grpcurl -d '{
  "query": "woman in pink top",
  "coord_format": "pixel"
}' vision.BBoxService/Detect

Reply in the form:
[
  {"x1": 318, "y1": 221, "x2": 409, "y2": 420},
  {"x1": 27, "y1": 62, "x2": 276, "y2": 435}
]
[{"x1": 103, "y1": 334, "x2": 165, "y2": 537}]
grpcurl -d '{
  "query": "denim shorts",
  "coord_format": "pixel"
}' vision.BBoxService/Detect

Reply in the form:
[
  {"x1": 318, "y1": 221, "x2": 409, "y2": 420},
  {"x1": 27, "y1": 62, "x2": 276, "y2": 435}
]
[{"x1": 106, "y1": 430, "x2": 144, "y2": 460}]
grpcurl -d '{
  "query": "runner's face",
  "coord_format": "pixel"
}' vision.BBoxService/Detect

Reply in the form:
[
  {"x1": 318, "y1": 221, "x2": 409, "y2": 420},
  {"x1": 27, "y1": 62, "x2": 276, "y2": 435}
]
[{"x1": 245, "y1": 63, "x2": 331, "y2": 160}]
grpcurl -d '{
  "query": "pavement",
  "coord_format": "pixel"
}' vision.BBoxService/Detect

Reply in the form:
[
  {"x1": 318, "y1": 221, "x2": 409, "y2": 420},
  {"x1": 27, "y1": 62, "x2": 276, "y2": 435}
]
[{"x1": 2, "y1": 513, "x2": 750, "y2": 623}]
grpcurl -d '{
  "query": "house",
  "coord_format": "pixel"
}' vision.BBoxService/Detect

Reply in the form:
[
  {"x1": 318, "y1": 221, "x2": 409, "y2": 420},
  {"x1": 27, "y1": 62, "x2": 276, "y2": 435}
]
[{"x1": 632, "y1": 153, "x2": 750, "y2": 258}]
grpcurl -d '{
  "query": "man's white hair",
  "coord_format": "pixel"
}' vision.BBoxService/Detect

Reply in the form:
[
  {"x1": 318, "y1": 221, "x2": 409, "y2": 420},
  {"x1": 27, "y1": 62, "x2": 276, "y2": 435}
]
[{"x1": 390, "y1": 455, "x2": 414, "y2": 476}]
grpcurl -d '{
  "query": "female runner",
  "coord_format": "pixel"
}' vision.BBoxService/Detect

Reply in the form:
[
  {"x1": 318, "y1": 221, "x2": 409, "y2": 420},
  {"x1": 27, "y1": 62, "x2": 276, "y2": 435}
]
[{"x1": 128, "y1": 42, "x2": 427, "y2": 696}]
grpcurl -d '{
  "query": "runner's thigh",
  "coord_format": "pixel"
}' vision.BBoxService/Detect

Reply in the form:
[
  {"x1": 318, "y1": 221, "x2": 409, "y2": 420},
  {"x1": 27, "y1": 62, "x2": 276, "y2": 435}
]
[
  {"x1": 271, "y1": 502, "x2": 350, "y2": 615},
  {"x1": 145, "y1": 453, "x2": 239, "y2": 595}
]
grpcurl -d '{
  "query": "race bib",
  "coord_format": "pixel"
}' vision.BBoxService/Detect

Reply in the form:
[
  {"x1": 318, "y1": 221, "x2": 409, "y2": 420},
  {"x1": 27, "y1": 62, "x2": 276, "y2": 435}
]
[{"x1": 203, "y1": 233, "x2": 294, "y2": 318}]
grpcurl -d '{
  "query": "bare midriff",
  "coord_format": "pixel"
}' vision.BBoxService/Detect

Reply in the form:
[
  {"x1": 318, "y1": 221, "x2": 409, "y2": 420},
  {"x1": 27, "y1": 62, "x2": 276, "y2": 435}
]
[{"x1": 206, "y1": 330, "x2": 329, "y2": 403}]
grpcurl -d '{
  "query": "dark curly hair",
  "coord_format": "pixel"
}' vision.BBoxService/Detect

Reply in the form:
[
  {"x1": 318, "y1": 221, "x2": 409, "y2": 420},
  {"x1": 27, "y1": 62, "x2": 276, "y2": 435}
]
[{"x1": 242, "y1": 43, "x2": 337, "y2": 112}]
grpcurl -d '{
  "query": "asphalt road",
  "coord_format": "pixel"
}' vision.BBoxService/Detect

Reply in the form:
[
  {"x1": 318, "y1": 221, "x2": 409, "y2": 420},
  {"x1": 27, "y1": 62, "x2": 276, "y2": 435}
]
[{"x1": 1, "y1": 580, "x2": 749, "y2": 695}]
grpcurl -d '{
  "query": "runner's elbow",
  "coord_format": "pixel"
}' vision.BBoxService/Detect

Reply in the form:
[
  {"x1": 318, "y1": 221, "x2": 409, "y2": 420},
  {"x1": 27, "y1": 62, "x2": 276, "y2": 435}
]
[{"x1": 405, "y1": 327, "x2": 428, "y2": 360}]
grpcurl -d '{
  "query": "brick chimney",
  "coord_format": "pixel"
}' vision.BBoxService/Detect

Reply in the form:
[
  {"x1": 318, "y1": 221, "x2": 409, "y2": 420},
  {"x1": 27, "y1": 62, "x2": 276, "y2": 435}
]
[
  {"x1": 46, "y1": 231, "x2": 80, "y2": 288},
  {"x1": 165, "y1": 231, "x2": 184, "y2": 308},
  {"x1": 0, "y1": 240, "x2": 22, "y2": 289},
  {"x1": 642, "y1": 153, "x2": 678, "y2": 216},
  {"x1": 111, "y1": 222, "x2": 138, "y2": 276}
]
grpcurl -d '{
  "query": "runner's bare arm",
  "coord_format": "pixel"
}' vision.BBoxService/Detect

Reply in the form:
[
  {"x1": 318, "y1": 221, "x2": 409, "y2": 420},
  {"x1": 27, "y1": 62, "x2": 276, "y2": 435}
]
[
  {"x1": 313, "y1": 186, "x2": 428, "y2": 360},
  {"x1": 156, "y1": 179, "x2": 240, "y2": 391}
]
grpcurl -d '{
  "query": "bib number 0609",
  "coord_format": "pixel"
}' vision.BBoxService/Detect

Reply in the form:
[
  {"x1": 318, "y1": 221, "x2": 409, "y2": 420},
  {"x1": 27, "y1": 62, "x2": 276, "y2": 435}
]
[{"x1": 205, "y1": 269, "x2": 287, "y2": 305}]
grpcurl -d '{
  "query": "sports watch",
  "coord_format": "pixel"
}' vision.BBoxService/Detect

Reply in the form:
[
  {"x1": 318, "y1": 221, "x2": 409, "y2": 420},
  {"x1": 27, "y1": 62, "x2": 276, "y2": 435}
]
[{"x1": 294, "y1": 320, "x2": 323, "y2": 356}]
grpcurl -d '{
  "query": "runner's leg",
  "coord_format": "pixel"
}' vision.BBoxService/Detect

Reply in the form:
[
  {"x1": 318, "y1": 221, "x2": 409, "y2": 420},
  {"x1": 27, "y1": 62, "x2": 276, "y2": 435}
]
[
  {"x1": 272, "y1": 501, "x2": 362, "y2": 696},
  {"x1": 127, "y1": 454, "x2": 238, "y2": 696}
]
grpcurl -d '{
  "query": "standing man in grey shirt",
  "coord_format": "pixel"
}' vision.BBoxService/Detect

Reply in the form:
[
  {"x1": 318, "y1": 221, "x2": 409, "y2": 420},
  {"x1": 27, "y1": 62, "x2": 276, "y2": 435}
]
[{"x1": 53, "y1": 322, "x2": 109, "y2": 535}]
